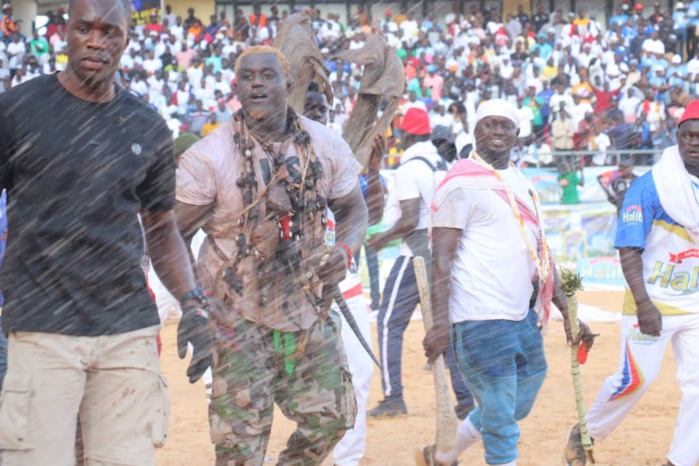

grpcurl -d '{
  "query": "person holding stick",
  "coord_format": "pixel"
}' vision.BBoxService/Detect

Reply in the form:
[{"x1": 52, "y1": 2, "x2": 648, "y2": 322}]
[
  {"x1": 565, "y1": 101, "x2": 699, "y2": 466},
  {"x1": 422, "y1": 99, "x2": 594, "y2": 466},
  {"x1": 174, "y1": 45, "x2": 367, "y2": 465}
]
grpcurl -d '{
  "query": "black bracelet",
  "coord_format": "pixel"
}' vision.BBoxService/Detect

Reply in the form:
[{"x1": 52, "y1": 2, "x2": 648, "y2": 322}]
[{"x1": 180, "y1": 287, "x2": 209, "y2": 309}]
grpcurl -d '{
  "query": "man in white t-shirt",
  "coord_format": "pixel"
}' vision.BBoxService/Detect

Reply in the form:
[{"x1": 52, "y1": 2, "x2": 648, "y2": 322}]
[
  {"x1": 421, "y1": 99, "x2": 593, "y2": 466},
  {"x1": 368, "y1": 108, "x2": 474, "y2": 419},
  {"x1": 515, "y1": 98, "x2": 535, "y2": 143}
]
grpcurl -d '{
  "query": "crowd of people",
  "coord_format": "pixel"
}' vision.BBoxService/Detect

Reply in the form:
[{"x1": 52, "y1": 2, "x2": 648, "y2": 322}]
[{"x1": 0, "y1": 0, "x2": 693, "y2": 167}]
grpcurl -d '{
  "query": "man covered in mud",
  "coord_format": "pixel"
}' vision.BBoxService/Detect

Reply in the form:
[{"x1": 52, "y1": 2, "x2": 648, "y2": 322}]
[{"x1": 175, "y1": 45, "x2": 368, "y2": 465}]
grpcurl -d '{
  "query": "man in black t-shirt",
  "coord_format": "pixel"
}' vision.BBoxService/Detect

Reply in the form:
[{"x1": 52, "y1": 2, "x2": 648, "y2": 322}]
[
  {"x1": 531, "y1": 3, "x2": 550, "y2": 32},
  {"x1": 0, "y1": 0, "x2": 211, "y2": 464}
]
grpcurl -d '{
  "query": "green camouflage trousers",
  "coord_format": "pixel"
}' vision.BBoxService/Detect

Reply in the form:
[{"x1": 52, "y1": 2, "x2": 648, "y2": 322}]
[{"x1": 209, "y1": 312, "x2": 357, "y2": 466}]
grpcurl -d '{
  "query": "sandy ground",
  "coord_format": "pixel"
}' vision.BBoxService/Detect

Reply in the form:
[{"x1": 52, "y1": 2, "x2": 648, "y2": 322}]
[{"x1": 155, "y1": 290, "x2": 681, "y2": 466}]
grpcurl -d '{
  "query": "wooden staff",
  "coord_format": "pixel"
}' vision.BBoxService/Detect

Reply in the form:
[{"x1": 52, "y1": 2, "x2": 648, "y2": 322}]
[
  {"x1": 413, "y1": 256, "x2": 458, "y2": 456},
  {"x1": 559, "y1": 268, "x2": 595, "y2": 464}
]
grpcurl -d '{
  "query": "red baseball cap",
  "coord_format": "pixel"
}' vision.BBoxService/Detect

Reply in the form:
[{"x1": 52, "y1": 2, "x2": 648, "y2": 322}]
[
  {"x1": 680, "y1": 100, "x2": 699, "y2": 127},
  {"x1": 635, "y1": 3, "x2": 644, "y2": 9},
  {"x1": 401, "y1": 108, "x2": 431, "y2": 135}
]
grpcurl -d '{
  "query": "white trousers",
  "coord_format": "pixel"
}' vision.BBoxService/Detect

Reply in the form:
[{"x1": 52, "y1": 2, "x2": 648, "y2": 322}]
[
  {"x1": 332, "y1": 274, "x2": 374, "y2": 466},
  {"x1": 587, "y1": 314, "x2": 699, "y2": 466}
]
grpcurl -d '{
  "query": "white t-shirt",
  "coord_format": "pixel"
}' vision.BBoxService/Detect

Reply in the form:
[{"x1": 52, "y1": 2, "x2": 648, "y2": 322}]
[
  {"x1": 432, "y1": 167, "x2": 538, "y2": 322},
  {"x1": 515, "y1": 106, "x2": 535, "y2": 138},
  {"x1": 392, "y1": 141, "x2": 443, "y2": 256}
]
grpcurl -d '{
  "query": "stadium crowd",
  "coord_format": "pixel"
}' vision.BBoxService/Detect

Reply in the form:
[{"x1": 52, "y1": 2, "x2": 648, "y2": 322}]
[{"x1": 0, "y1": 0, "x2": 692, "y2": 166}]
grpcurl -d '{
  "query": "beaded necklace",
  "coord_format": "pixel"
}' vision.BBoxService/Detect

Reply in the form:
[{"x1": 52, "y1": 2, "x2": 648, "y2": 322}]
[
  {"x1": 218, "y1": 109, "x2": 327, "y2": 313},
  {"x1": 471, "y1": 151, "x2": 551, "y2": 285}
]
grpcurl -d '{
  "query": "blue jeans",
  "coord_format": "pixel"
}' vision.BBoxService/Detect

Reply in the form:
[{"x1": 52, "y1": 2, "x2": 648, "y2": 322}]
[{"x1": 453, "y1": 309, "x2": 547, "y2": 465}]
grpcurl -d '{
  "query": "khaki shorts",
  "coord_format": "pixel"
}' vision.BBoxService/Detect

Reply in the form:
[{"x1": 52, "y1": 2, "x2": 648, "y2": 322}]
[{"x1": 0, "y1": 326, "x2": 170, "y2": 466}]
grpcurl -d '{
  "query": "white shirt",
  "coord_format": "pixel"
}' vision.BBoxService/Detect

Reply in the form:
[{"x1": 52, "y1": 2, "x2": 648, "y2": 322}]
[
  {"x1": 592, "y1": 133, "x2": 611, "y2": 165},
  {"x1": 392, "y1": 141, "x2": 443, "y2": 256},
  {"x1": 619, "y1": 96, "x2": 641, "y2": 124},
  {"x1": 430, "y1": 113, "x2": 454, "y2": 129},
  {"x1": 432, "y1": 166, "x2": 539, "y2": 322},
  {"x1": 515, "y1": 106, "x2": 535, "y2": 138}
]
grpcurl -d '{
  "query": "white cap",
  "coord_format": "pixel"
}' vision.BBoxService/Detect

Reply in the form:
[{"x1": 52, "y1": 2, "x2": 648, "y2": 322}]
[
  {"x1": 672, "y1": 54, "x2": 682, "y2": 64},
  {"x1": 476, "y1": 99, "x2": 520, "y2": 129}
]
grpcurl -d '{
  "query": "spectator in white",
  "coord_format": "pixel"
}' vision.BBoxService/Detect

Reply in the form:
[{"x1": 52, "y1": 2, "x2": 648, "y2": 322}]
[
  {"x1": 401, "y1": 90, "x2": 427, "y2": 113},
  {"x1": 11, "y1": 68, "x2": 28, "y2": 87},
  {"x1": 548, "y1": 84, "x2": 574, "y2": 122},
  {"x1": 193, "y1": 76, "x2": 215, "y2": 109},
  {"x1": 528, "y1": 135, "x2": 554, "y2": 166},
  {"x1": 130, "y1": 72, "x2": 148, "y2": 97},
  {"x1": 642, "y1": 30, "x2": 665, "y2": 55},
  {"x1": 591, "y1": 125, "x2": 612, "y2": 166},
  {"x1": 551, "y1": 110, "x2": 574, "y2": 150},
  {"x1": 430, "y1": 104, "x2": 454, "y2": 129},
  {"x1": 515, "y1": 97, "x2": 535, "y2": 144},
  {"x1": 120, "y1": 48, "x2": 143, "y2": 70},
  {"x1": 505, "y1": 13, "x2": 522, "y2": 40},
  {"x1": 687, "y1": 50, "x2": 699, "y2": 80},
  {"x1": 147, "y1": 69, "x2": 166, "y2": 104},
  {"x1": 349, "y1": 31, "x2": 365, "y2": 50},
  {"x1": 162, "y1": 4, "x2": 177, "y2": 27},
  {"x1": 319, "y1": 13, "x2": 342, "y2": 42},
  {"x1": 6, "y1": 33, "x2": 25, "y2": 74},
  {"x1": 186, "y1": 57, "x2": 203, "y2": 87},
  {"x1": 213, "y1": 71, "x2": 231, "y2": 95},
  {"x1": 499, "y1": 54, "x2": 514, "y2": 79},
  {"x1": 454, "y1": 119, "x2": 473, "y2": 155},
  {"x1": 142, "y1": 50, "x2": 162, "y2": 75},
  {"x1": 400, "y1": 12, "x2": 419, "y2": 46},
  {"x1": 187, "y1": 100, "x2": 210, "y2": 136},
  {"x1": 170, "y1": 16, "x2": 185, "y2": 41},
  {"x1": 619, "y1": 88, "x2": 641, "y2": 124},
  {"x1": 0, "y1": 60, "x2": 8, "y2": 81}
]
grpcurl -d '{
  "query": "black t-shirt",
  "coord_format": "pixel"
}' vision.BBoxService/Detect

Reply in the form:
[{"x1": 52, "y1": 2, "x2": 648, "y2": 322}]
[
  {"x1": 0, "y1": 74, "x2": 175, "y2": 336},
  {"x1": 532, "y1": 13, "x2": 549, "y2": 32}
]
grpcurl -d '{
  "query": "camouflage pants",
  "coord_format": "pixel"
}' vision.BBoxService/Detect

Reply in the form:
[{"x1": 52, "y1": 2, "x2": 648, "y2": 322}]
[{"x1": 209, "y1": 313, "x2": 357, "y2": 466}]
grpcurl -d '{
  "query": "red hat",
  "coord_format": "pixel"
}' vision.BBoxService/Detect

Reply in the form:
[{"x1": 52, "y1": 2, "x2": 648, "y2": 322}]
[
  {"x1": 680, "y1": 100, "x2": 699, "y2": 126},
  {"x1": 401, "y1": 108, "x2": 431, "y2": 135},
  {"x1": 635, "y1": 3, "x2": 644, "y2": 9}
]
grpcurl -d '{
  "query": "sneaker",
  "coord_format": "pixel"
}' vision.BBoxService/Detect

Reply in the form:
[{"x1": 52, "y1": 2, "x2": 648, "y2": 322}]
[
  {"x1": 414, "y1": 445, "x2": 459, "y2": 466},
  {"x1": 454, "y1": 404, "x2": 473, "y2": 420},
  {"x1": 564, "y1": 423, "x2": 588, "y2": 466},
  {"x1": 367, "y1": 398, "x2": 407, "y2": 418}
]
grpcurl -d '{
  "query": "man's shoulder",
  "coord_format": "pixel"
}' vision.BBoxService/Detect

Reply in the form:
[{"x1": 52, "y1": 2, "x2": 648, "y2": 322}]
[{"x1": 117, "y1": 90, "x2": 169, "y2": 130}]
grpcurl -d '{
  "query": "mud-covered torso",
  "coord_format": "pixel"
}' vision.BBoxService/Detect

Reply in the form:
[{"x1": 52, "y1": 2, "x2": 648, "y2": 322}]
[{"x1": 176, "y1": 112, "x2": 361, "y2": 331}]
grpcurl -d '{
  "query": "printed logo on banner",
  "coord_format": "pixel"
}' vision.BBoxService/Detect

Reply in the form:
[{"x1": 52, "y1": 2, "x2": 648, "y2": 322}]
[
  {"x1": 668, "y1": 249, "x2": 699, "y2": 264},
  {"x1": 622, "y1": 205, "x2": 643, "y2": 224}
]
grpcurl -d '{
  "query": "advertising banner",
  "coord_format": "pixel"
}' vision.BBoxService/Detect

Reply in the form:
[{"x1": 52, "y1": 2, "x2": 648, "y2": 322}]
[{"x1": 130, "y1": 0, "x2": 161, "y2": 25}]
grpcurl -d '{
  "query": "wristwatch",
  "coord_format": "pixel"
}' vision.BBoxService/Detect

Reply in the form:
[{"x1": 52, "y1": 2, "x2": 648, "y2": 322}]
[{"x1": 180, "y1": 287, "x2": 210, "y2": 309}]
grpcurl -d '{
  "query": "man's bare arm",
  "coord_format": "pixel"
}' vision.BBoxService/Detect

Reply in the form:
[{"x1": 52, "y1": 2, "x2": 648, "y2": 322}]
[
  {"x1": 141, "y1": 209, "x2": 197, "y2": 301},
  {"x1": 367, "y1": 198, "x2": 420, "y2": 251},
  {"x1": 423, "y1": 226, "x2": 461, "y2": 363},
  {"x1": 620, "y1": 246, "x2": 662, "y2": 336},
  {"x1": 320, "y1": 183, "x2": 369, "y2": 287},
  {"x1": 173, "y1": 200, "x2": 214, "y2": 270}
]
